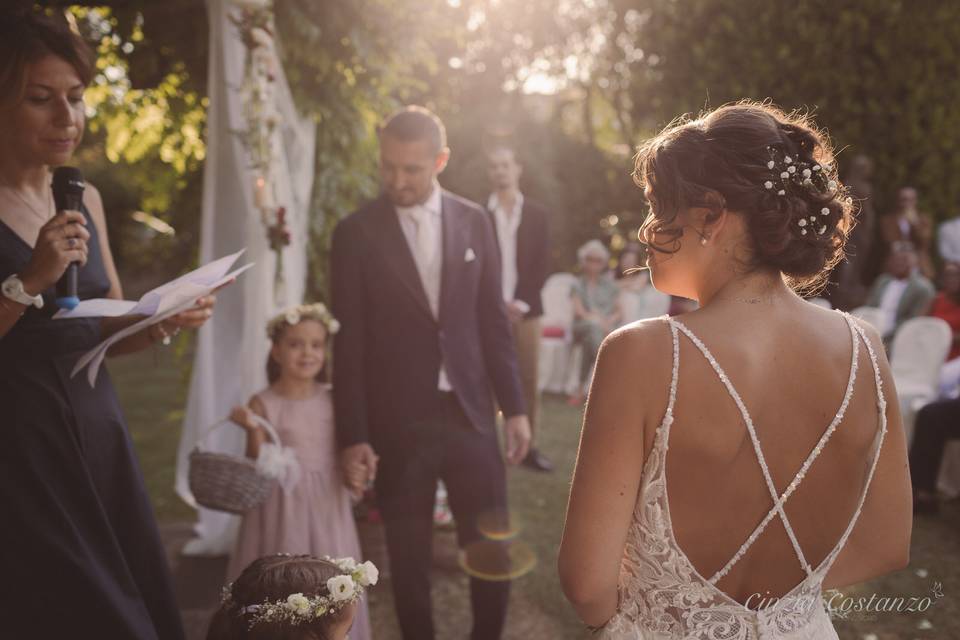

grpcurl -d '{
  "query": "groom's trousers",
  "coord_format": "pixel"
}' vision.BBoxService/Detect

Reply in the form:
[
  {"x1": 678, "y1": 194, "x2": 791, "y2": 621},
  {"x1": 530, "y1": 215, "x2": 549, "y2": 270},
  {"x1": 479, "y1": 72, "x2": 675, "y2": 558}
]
[{"x1": 375, "y1": 390, "x2": 511, "y2": 640}]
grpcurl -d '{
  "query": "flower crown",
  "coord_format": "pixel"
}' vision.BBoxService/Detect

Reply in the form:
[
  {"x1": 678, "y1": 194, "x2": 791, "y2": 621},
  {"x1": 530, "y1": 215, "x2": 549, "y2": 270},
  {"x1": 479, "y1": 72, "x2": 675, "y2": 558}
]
[
  {"x1": 266, "y1": 302, "x2": 340, "y2": 339},
  {"x1": 223, "y1": 556, "x2": 378, "y2": 629},
  {"x1": 761, "y1": 145, "x2": 842, "y2": 237}
]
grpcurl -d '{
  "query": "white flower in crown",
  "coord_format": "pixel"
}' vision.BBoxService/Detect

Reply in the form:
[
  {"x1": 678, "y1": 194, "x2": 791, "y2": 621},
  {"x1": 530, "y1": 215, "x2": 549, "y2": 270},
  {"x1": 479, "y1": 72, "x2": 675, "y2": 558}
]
[
  {"x1": 780, "y1": 171, "x2": 789, "y2": 179},
  {"x1": 285, "y1": 309, "x2": 301, "y2": 325},
  {"x1": 777, "y1": 190, "x2": 786, "y2": 196},
  {"x1": 285, "y1": 593, "x2": 311, "y2": 615},
  {"x1": 333, "y1": 557, "x2": 357, "y2": 573},
  {"x1": 784, "y1": 156, "x2": 793, "y2": 163},
  {"x1": 764, "y1": 181, "x2": 774, "y2": 189},
  {"x1": 767, "y1": 160, "x2": 775, "y2": 169},
  {"x1": 798, "y1": 219, "x2": 807, "y2": 227},
  {"x1": 821, "y1": 207, "x2": 830, "y2": 216},
  {"x1": 327, "y1": 318, "x2": 341, "y2": 335},
  {"x1": 802, "y1": 168, "x2": 812, "y2": 178},
  {"x1": 812, "y1": 164, "x2": 821, "y2": 171},
  {"x1": 827, "y1": 180, "x2": 837, "y2": 190},
  {"x1": 327, "y1": 575, "x2": 356, "y2": 602},
  {"x1": 787, "y1": 165, "x2": 796, "y2": 174},
  {"x1": 819, "y1": 225, "x2": 827, "y2": 235},
  {"x1": 355, "y1": 561, "x2": 379, "y2": 587}
]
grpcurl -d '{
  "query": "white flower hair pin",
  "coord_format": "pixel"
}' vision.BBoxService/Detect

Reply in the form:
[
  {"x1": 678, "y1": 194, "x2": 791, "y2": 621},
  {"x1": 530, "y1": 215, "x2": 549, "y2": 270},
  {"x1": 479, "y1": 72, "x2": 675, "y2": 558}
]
[
  {"x1": 267, "y1": 302, "x2": 341, "y2": 339},
  {"x1": 224, "y1": 556, "x2": 379, "y2": 630},
  {"x1": 762, "y1": 145, "x2": 840, "y2": 238}
]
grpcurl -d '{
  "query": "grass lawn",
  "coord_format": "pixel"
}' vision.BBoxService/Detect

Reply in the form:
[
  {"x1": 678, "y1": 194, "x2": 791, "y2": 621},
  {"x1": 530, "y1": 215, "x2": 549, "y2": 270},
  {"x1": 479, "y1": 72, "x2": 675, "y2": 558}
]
[{"x1": 113, "y1": 346, "x2": 959, "y2": 639}]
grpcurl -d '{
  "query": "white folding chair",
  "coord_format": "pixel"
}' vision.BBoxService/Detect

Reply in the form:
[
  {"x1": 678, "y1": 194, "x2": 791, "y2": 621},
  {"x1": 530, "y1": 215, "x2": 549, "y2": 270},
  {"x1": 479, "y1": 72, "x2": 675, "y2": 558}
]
[
  {"x1": 888, "y1": 316, "x2": 951, "y2": 444},
  {"x1": 850, "y1": 305, "x2": 886, "y2": 334},
  {"x1": 538, "y1": 273, "x2": 578, "y2": 394}
]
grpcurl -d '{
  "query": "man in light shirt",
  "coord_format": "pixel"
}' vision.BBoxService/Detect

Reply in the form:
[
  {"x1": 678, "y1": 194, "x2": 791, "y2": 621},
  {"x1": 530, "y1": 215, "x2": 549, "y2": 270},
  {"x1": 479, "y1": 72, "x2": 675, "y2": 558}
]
[
  {"x1": 486, "y1": 145, "x2": 553, "y2": 472},
  {"x1": 331, "y1": 106, "x2": 530, "y2": 640},
  {"x1": 865, "y1": 241, "x2": 935, "y2": 344}
]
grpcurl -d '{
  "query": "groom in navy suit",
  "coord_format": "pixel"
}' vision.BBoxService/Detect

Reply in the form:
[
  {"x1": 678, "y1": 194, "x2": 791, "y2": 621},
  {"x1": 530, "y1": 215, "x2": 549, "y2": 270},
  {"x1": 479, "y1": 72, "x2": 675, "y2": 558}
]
[{"x1": 331, "y1": 106, "x2": 531, "y2": 640}]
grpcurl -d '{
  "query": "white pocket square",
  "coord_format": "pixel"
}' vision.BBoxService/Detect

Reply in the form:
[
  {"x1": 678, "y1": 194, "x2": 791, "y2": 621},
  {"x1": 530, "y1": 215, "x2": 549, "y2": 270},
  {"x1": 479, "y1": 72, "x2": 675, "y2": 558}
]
[{"x1": 464, "y1": 248, "x2": 476, "y2": 262}]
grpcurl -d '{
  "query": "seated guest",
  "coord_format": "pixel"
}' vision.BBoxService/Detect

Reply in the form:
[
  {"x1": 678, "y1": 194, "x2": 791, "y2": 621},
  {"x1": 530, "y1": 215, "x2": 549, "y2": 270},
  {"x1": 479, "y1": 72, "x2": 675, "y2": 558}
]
[
  {"x1": 569, "y1": 240, "x2": 622, "y2": 405},
  {"x1": 616, "y1": 242, "x2": 670, "y2": 323},
  {"x1": 909, "y1": 396, "x2": 960, "y2": 514},
  {"x1": 931, "y1": 261, "x2": 960, "y2": 397},
  {"x1": 870, "y1": 186, "x2": 935, "y2": 280},
  {"x1": 865, "y1": 241, "x2": 935, "y2": 343}
]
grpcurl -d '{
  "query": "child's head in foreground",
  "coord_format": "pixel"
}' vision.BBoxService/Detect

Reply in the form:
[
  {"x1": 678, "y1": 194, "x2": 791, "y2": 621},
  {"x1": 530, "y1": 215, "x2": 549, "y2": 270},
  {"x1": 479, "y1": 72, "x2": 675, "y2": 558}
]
[{"x1": 207, "y1": 553, "x2": 378, "y2": 640}]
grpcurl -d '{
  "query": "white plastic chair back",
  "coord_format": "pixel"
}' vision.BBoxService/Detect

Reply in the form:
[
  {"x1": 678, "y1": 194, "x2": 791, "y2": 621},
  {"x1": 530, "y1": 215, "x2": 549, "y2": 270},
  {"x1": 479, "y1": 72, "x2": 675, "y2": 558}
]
[
  {"x1": 890, "y1": 316, "x2": 952, "y2": 399},
  {"x1": 850, "y1": 306, "x2": 886, "y2": 333},
  {"x1": 540, "y1": 272, "x2": 578, "y2": 340}
]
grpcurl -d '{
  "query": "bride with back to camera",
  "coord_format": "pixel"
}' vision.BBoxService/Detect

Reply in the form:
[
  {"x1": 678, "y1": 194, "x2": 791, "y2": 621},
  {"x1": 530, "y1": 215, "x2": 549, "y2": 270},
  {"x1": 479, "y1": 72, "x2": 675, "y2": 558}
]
[{"x1": 559, "y1": 101, "x2": 912, "y2": 639}]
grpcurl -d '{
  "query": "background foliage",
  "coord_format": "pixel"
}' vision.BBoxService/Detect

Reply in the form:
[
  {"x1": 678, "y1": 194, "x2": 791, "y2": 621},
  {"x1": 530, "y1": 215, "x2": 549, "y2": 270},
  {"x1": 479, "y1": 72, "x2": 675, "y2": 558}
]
[{"x1": 32, "y1": 0, "x2": 960, "y2": 297}]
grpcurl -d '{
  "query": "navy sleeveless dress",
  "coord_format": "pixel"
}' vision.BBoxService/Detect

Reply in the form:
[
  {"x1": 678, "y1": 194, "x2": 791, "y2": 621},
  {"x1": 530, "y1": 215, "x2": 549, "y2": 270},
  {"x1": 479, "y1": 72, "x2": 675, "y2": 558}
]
[{"x1": 0, "y1": 206, "x2": 184, "y2": 639}]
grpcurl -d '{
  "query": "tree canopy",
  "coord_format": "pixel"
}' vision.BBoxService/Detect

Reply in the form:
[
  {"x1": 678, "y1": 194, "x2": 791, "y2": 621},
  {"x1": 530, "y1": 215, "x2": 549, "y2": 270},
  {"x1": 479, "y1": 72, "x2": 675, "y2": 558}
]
[{"x1": 29, "y1": 0, "x2": 960, "y2": 293}]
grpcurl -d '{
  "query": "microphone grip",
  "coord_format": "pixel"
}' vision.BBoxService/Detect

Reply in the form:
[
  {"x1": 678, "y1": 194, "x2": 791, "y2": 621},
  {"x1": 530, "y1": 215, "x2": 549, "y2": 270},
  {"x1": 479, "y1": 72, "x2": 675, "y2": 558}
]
[
  {"x1": 55, "y1": 193, "x2": 84, "y2": 310},
  {"x1": 56, "y1": 264, "x2": 79, "y2": 310}
]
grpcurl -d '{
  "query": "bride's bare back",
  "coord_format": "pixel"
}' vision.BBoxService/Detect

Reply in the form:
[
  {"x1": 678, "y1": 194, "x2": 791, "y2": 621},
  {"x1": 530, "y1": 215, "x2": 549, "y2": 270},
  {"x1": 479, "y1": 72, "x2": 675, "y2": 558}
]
[{"x1": 637, "y1": 300, "x2": 910, "y2": 605}]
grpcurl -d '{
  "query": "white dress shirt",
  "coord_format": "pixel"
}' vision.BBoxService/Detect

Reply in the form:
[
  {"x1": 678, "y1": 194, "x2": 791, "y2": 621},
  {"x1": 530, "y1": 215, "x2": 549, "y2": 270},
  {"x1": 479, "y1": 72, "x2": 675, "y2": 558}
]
[
  {"x1": 939, "y1": 217, "x2": 960, "y2": 264},
  {"x1": 396, "y1": 184, "x2": 451, "y2": 390},
  {"x1": 878, "y1": 277, "x2": 909, "y2": 336},
  {"x1": 488, "y1": 191, "x2": 529, "y2": 314}
]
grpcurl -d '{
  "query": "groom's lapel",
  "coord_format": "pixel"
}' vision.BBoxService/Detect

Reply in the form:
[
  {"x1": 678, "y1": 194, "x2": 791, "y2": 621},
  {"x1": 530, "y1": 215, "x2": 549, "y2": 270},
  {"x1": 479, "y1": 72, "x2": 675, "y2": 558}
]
[
  {"x1": 371, "y1": 195, "x2": 435, "y2": 323},
  {"x1": 439, "y1": 192, "x2": 469, "y2": 325}
]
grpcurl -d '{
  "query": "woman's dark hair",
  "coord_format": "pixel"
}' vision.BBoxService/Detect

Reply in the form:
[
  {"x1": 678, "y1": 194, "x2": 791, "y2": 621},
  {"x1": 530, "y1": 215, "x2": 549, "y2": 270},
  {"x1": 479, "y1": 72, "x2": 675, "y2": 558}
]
[
  {"x1": 207, "y1": 555, "x2": 350, "y2": 640},
  {"x1": 266, "y1": 320, "x2": 329, "y2": 385},
  {"x1": 0, "y1": 9, "x2": 94, "y2": 106},
  {"x1": 615, "y1": 242, "x2": 644, "y2": 280},
  {"x1": 634, "y1": 100, "x2": 854, "y2": 294}
]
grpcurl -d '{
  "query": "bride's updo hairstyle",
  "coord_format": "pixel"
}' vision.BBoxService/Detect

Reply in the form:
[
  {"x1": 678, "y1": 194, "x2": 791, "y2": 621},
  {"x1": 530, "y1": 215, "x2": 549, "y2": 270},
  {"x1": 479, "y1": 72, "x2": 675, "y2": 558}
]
[{"x1": 634, "y1": 101, "x2": 854, "y2": 293}]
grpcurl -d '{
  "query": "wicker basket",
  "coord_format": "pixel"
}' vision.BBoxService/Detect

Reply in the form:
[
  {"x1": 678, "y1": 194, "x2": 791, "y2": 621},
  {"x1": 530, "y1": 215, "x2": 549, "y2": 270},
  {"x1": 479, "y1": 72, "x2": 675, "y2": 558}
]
[{"x1": 188, "y1": 414, "x2": 281, "y2": 514}]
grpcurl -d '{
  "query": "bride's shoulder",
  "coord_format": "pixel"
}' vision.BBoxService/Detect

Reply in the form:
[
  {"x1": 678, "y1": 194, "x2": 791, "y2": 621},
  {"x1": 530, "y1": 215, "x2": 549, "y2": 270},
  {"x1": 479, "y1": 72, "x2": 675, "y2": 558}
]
[{"x1": 598, "y1": 316, "x2": 675, "y2": 376}]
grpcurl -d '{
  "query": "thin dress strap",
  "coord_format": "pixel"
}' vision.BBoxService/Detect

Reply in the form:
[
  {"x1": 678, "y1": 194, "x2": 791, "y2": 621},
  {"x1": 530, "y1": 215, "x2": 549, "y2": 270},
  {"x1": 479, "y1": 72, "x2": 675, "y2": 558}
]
[
  {"x1": 818, "y1": 320, "x2": 889, "y2": 575},
  {"x1": 667, "y1": 312, "x2": 860, "y2": 584}
]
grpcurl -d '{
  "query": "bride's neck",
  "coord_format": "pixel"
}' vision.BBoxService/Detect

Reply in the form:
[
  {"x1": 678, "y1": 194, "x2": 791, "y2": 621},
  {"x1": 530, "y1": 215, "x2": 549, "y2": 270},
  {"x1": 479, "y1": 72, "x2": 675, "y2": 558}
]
[{"x1": 697, "y1": 269, "x2": 794, "y2": 309}]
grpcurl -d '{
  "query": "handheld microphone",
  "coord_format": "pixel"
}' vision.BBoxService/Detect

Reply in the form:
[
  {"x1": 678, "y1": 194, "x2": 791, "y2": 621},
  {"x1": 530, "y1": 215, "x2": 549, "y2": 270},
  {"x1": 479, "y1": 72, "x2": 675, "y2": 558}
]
[{"x1": 52, "y1": 166, "x2": 86, "y2": 310}]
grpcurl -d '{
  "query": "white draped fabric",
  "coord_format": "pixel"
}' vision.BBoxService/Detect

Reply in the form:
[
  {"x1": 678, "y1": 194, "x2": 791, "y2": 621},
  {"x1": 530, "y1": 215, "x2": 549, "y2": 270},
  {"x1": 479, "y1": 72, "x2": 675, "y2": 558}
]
[{"x1": 174, "y1": 0, "x2": 316, "y2": 555}]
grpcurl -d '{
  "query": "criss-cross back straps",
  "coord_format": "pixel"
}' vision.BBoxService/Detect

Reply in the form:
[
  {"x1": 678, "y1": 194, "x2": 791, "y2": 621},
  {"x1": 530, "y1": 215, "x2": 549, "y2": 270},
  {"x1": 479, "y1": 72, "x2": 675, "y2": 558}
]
[
  {"x1": 665, "y1": 312, "x2": 861, "y2": 585},
  {"x1": 816, "y1": 320, "x2": 889, "y2": 577}
]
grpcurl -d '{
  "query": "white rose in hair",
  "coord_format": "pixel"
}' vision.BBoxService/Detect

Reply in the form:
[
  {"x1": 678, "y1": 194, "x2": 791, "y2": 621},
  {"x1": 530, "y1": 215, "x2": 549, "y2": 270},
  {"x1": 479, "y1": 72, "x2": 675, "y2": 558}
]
[
  {"x1": 285, "y1": 593, "x2": 311, "y2": 615},
  {"x1": 328, "y1": 575, "x2": 356, "y2": 602},
  {"x1": 285, "y1": 310, "x2": 300, "y2": 325},
  {"x1": 356, "y1": 561, "x2": 379, "y2": 586},
  {"x1": 328, "y1": 318, "x2": 341, "y2": 334}
]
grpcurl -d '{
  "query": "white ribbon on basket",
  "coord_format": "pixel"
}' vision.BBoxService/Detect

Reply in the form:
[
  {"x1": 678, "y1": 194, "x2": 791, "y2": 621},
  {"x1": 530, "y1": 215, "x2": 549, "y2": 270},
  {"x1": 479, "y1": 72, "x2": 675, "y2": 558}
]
[{"x1": 248, "y1": 413, "x2": 302, "y2": 492}]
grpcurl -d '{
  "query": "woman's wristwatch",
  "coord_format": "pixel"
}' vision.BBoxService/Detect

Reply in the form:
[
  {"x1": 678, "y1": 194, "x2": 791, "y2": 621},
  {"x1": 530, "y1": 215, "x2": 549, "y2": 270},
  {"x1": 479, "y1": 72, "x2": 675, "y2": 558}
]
[{"x1": 2, "y1": 275, "x2": 44, "y2": 309}]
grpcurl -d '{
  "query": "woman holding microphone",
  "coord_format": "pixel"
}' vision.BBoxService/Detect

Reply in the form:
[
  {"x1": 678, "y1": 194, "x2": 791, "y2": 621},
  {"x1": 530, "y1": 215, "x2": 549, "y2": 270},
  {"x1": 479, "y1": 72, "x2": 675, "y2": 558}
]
[{"x1": 0, "y1": 11, "x2": 218, "y2": 638}]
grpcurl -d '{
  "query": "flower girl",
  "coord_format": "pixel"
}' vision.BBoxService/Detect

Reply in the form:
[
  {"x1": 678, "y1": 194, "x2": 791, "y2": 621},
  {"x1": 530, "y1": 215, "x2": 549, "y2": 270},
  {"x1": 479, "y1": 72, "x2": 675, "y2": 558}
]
[
  {"x1": 208, "y1": 553, "x2": 378, "y2": 640},
  {"x1": 227, "y1": 303, "x2": 371, "y2": 640}
]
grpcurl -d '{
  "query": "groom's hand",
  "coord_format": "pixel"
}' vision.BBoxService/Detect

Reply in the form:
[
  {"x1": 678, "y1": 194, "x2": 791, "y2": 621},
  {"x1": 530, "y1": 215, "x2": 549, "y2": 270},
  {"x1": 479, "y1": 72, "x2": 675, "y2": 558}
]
[
  {"x1": 340, "y1": 443, "x2": 379, "y2": 493},
  {"x1": 503, "y1": 415, "x2": 532, "y2": 465}
]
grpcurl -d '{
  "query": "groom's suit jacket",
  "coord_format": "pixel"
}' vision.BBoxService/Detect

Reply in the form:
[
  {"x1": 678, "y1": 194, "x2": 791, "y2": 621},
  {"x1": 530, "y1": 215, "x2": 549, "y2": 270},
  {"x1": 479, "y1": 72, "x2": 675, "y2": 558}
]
[{"x1": 331, "y1": 189, "x2": 526, "y2": 451}]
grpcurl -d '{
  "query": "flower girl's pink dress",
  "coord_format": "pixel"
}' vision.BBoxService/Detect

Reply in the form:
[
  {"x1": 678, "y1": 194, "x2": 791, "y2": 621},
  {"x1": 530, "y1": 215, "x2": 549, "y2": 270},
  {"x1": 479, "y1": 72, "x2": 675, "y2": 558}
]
[{"x1": 228, "y1": 383, "x2": 371, "y2": 640}]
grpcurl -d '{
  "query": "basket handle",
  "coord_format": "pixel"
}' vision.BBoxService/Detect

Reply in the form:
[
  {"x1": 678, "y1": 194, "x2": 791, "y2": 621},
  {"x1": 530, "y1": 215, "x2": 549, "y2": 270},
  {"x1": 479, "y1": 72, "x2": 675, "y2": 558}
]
[{"x1": 195, "y1": 413, "x2": 281, "y2": 451}]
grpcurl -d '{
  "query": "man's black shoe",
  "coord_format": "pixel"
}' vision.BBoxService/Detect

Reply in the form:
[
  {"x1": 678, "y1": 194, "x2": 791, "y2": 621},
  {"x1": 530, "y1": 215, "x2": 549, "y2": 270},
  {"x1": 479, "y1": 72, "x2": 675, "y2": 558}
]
[{"x1": 522, "y1": 448, "x2": 554, "y2": 472}]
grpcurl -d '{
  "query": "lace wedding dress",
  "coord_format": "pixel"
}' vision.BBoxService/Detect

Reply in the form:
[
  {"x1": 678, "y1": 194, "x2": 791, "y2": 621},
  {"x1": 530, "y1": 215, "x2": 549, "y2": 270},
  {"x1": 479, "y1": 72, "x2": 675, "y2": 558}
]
[{"x1": 600, "y1": 312, "x2": 887, "y2": 640}]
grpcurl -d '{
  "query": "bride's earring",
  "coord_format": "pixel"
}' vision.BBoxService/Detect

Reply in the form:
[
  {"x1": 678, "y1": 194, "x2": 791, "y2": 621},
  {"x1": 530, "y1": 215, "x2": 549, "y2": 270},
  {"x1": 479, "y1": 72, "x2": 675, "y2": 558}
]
[{"x1": 700, "y1": 235, "x2": 708, "y2": 246}]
